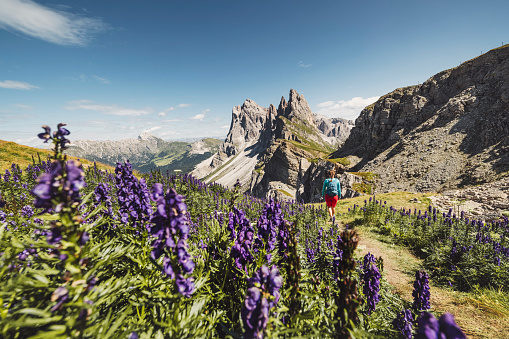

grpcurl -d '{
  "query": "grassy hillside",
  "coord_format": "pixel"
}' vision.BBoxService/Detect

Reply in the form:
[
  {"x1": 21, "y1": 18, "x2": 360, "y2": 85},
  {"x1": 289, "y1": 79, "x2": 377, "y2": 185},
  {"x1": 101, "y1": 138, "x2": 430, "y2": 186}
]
[{"x1": 0, "y1": 139, "x2": 115, "y2": 173}]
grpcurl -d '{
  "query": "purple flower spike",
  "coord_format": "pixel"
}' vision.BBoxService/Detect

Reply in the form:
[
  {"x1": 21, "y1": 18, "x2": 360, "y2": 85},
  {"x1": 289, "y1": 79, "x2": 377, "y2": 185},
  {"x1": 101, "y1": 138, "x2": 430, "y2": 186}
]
[
  {"x1": 438, "y1": 313, "x2": 466, "y2": 339},
  {"x1": 242, "y1": 265, "x2": 282, "y2": 339},
  {"x1": 413, "y1": 270, "x2": 431, "y2": 311},
  {"x1": 149, "y1": 185, "x2": 195, "y2": 297},
  {"x1": 416, "y1": 312, "x2": 466, "y2": 339},
  {"x1": 361, "y1": 253, "x2": 381, "y2": 315},
  {"x1": 392, "y1": 309, "x2": 413, "y2": 339}
]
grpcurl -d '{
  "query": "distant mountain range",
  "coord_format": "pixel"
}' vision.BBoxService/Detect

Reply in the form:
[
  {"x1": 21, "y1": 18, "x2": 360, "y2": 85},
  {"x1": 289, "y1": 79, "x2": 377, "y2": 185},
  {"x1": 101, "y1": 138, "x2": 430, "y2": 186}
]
[{"x1": 66, "y1": 133, "x2": 222, "y2": 174}]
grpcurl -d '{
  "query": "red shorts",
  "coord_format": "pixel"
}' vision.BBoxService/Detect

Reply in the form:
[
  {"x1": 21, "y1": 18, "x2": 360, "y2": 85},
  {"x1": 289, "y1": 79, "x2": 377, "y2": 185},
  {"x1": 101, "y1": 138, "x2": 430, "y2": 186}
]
[{"x1": 324, "y1": 194, "x2": 339, "y2": 207}]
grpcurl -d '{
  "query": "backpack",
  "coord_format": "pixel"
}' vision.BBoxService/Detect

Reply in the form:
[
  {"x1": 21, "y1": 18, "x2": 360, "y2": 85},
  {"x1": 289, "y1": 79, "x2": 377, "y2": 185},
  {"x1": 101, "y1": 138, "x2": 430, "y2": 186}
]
[{"x1": 326, "y1": 178, "x2": 338, "y2": 196}]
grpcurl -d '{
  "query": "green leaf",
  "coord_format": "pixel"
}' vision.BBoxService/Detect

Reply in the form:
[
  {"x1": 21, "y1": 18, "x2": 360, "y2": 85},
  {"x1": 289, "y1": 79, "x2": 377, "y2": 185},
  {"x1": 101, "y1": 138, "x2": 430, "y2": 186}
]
[
  {"x1": 28, "y1": 325, "x2": 67, "y2": 338},
  {"x1": 104, "y1": 306, "x2": 131, "y2": 338}
]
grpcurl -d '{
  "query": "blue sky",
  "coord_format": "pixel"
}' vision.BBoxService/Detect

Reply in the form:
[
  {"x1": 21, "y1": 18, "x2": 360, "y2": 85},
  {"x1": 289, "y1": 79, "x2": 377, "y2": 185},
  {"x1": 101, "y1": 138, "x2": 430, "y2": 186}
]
[{"x1": 1, "y1": 0, "x2": 508, "y2": 147}]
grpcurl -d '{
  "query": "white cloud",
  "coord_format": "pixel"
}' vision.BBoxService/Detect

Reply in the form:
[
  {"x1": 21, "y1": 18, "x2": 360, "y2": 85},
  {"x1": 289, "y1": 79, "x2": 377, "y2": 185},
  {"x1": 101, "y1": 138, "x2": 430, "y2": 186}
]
[
  {"x1": 298, "y1": 61, "x2": 311, "y2": 68},
  {"x1": 0, "y1": 79, "x2": 38, "y2": 90},
  {"x1": 73, "y1": 73, "x2": 110, "y2": 84},
  {"x1": 316, "y1": 96, "x2": 380, "y2": 120},
  {"x1": 220, "y1": 125, "x2": 229, "y2": 129},
  {"x1": 143, "y1": 126, "x2": 161, "y2": 133},
  {"x1": 317, "y1": 100, "x2": 335, "y2": 108},
  {"x1": 65, "y1": 100, "x2": 151, "y2": 116},
  {"x1": 190, "y1": 113, "x2": 205, "y2": 121},
  {"x1": 91, "y1": 75, "x2": 110, "y2": 84},
  {"x1": 190, "y1": 108, "x2": 209, "y2": 121},
  {"x1": 0, "y1": 0, "x2": 107, "y2": 46},
  {"x1": 12, "y1": 103, "x2": 33, "y2": 110},
  {"x1": 165, "y1": 107, "x2": 175, "y2": 111},
  {"x1": 158, "y1": 112, "x2": 166, "y2": 117},
  {"x1": 178, "y1": 103, "x2": 191, "y2": 108},
  {"x1": 164, "y1": 119, "x2": 183, "y2": 122}
]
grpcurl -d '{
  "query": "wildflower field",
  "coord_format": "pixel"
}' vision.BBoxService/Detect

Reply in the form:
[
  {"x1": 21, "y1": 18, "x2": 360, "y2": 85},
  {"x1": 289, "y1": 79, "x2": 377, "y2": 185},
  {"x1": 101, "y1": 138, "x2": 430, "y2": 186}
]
[{"x1": 0, "y1": 124, "x2": 484, "y2": 338}]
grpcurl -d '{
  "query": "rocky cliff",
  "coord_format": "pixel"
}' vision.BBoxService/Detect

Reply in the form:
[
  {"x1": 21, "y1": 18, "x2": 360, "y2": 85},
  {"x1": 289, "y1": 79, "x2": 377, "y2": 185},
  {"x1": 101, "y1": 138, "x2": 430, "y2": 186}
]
[
  {"x1": 192, "y1": 89, "x2": 354, "y2": 198},
  {"x1": 334, "y1": 44, "x2": 509, "y2": 194}
]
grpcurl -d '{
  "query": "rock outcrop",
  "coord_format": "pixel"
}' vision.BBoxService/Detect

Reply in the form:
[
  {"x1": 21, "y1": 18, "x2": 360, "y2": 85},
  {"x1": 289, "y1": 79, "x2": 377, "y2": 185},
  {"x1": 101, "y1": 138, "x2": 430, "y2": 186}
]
[
  {"x1": 430, "y1": 176, "x2": 509, "y2": 221},
  {"x1": 334, "y1": 45, "x2": 509, "y2": 194},
  {"x1": 296, "y1": 159, "x2": 364, "y2": 203}
]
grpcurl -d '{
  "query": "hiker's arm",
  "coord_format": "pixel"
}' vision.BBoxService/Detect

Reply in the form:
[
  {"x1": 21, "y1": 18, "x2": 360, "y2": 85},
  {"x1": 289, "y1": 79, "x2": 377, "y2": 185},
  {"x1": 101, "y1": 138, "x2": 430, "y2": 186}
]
[{"x1": 337, "y1": 180, "x2": 341, "y2": 198}]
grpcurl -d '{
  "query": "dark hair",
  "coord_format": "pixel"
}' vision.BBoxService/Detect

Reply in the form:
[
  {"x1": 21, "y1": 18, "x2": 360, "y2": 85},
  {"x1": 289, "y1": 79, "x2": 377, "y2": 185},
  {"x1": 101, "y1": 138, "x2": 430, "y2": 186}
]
[{"x1": 327, "y1": 169, "x2": 335, "y2": 178}]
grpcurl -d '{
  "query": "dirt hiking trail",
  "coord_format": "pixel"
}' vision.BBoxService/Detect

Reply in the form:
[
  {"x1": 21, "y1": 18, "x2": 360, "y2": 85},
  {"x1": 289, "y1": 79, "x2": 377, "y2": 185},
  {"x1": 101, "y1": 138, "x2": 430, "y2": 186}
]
[{"x1": 343, "y1": 225, "x2": 509, "y2": 339}]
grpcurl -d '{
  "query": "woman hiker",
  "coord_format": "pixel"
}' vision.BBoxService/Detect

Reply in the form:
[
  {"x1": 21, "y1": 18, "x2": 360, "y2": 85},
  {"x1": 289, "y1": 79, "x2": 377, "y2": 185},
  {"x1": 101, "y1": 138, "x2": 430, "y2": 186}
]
[{"x1": 322, "y1": 169, "x2": 341, "y2": 221}]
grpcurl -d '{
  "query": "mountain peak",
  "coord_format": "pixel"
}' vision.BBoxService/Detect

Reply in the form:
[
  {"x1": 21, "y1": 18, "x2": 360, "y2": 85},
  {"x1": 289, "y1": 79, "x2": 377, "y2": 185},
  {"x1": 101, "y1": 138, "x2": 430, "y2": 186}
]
[{"x1": 138, "y1": 132, "x2": 158, "y2": 141}]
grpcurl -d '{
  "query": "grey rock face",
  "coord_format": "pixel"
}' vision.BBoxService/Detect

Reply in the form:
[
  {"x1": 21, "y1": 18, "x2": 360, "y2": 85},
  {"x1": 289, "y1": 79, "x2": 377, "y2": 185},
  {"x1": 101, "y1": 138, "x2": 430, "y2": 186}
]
[
  {"x1": 314, "y1": 114, "x2": 355, "y2": 146},
  {"x1": 335, "y1": 45, "x2": 509, "y2": 195},
  {"x1": 250, "y1": 140, "x2": 311, "y2": 200},
  {"x1": 221, "y1": 99, "x2": 272, "y2": 157},
  {"x1": 296, "y1": 159, "x2": 363, "y2": 203}
]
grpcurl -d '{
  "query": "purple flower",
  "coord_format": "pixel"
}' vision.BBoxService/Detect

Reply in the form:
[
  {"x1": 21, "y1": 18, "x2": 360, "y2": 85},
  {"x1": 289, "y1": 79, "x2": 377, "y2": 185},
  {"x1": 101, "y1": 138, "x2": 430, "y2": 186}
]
[
  {"x1": 413, "y1": 270, "x2": 431, "y2": 311},
  {"x1": 47, "y1": 227, "x2": 63, "y2": 245},
  {"x1": 228, "y1": 207, "x2": 251, "y2": 240},
  {"x1": 393, "y1": 309, "x2": 414, "y2": 339},
  {"x1": 38, "y1": 125, "x2": 52, "y2": 142},
  {"x1": 31, "y1": 160, "x2": 84, "y2": 209},
  {"x1": 149, "y1": 186, "x2": 195, "y2": 296},
  {"x1": 416, "y1": 312, "x2": 466, "y2": 339},
  {"x1": 93, "y1": 183, "x2": 114, "y2": 218},
  {"x1": 38, "y1": 124, "x2": 71, "y2": 150},
  {"x1": 176, "y1": 274, "x2": 195, "y2": 298},
  {"x1": 229, "y1": 208, "x2": 255, "y2": 272},
  {"x1": 361, "y1": 253, "x2": 381, "y2": 315},
  {"x1": 21, "y1": 205, "x2": 34, "y2": 218},
  {"x1": 255, "y1": 199, "x2": 283, "y2": 261},
  {"x1": 332, "y1": 235, "x2": 343, "y2": 280},
  {"x1": 115, "y1": 161, "x2": 152, "y2": 228},
  {"x1": 242, "y1": 265, "x2": 282, "y2": 339}
]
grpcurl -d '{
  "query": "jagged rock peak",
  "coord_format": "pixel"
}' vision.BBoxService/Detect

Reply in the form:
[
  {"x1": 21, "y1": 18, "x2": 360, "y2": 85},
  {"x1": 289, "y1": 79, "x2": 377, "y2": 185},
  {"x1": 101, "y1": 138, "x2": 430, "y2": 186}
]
[
  {"x1": 137, "y1": 132, "x2": 159, "y2": 141},
  {"x1": 237, "y1": 98, "x2": 266, "y2": 113},
  {"x1": 222, "y1": 98, "x2": 271, "y2": 157},
  {"x1": 277, "y1": 89, "x2": 315, "y2": 125}
]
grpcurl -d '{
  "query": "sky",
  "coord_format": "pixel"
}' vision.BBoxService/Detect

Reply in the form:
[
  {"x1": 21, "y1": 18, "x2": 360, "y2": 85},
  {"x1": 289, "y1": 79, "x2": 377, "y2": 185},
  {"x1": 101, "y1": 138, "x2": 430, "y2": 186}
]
[{"x1": 0, "y1": 0, "x2": 508, "y2": 148}]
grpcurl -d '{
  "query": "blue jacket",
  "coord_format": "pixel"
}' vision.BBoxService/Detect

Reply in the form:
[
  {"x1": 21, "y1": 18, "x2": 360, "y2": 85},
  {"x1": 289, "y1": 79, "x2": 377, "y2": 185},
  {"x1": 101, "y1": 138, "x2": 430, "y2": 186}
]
[{"x1": 322, "y1": 178, "x2": 341, "y2": 197}]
